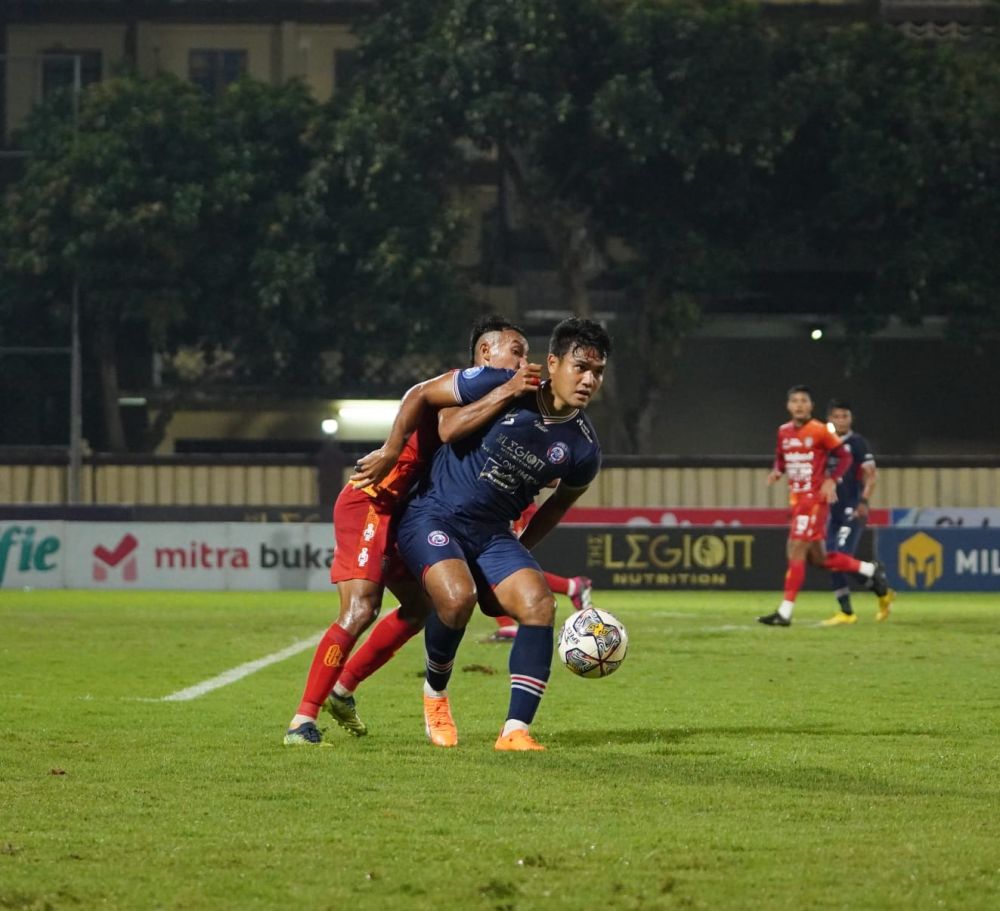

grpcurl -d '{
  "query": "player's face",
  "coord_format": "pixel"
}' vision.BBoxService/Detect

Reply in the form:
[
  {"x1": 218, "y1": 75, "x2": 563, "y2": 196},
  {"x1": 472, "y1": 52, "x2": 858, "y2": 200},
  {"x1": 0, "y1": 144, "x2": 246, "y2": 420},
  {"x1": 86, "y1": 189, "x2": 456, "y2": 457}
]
[
  {"x1": 786, "y1": 392, "x2": 813, "y2": 424},
  {"x1": 547, "y1": 344, "x2": 606, "y2": 410},
  {"x1": 827, "y1": 408, "x2": 852, "y2": 436},
  {"x1": 478, "y1": 330, "x2": 529, "y2": 370}
]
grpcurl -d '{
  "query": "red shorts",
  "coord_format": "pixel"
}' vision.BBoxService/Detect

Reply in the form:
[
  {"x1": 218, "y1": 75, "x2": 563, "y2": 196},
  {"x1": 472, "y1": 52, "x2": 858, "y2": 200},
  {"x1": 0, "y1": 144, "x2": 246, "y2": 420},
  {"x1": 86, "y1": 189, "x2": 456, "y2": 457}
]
[
  {"x1": 330, "y1": 485, "x2": 410, "y2": 585},
  {"x1": 788, "y1": 494, "x2": 829, "y2": 543}
]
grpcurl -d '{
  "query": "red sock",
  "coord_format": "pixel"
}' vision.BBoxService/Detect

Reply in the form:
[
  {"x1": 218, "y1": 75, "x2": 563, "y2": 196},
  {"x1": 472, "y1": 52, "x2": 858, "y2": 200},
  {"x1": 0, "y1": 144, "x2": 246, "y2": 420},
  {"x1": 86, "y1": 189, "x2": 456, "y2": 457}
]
[
  {"x1": 825, "y1": 552, "x2": 862, "y2": 573},
  {"x1": 296, "y1": 623, "x2": 357, "y2": 718},
  {"x1": 783, "y1": 559, "x2": 806, "y2": 601},
  {"x1": 338, "y1": 608, "x2": 420, "y2": 692},
  {"x1": 543, "y1": 571, "x2": 570, "y2": 595},
  {"x1": 495, "y1": 616, "x2": 517, "y2": 629}
]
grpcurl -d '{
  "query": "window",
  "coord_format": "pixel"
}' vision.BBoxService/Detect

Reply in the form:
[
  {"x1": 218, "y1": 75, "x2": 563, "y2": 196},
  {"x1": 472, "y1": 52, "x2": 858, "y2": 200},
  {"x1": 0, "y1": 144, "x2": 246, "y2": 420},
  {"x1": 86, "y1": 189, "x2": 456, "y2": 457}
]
[
  {"x1": 188, "y1": 49, "x2": 247, "y2": 97},
  {"x1": 41, "y1": 49, "x2": 102, "y2": 99}
]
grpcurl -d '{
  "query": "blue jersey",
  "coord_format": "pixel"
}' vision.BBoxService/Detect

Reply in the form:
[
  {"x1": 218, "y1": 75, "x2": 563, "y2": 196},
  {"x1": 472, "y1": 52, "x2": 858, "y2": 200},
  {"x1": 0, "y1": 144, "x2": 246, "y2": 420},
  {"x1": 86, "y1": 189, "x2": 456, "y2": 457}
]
[
  {"x1": 412, "y1": 365, "x2": 602, "y2": 531},
  {"x1": 830, "y1": 431, "x2": 874, "y2": 513}
]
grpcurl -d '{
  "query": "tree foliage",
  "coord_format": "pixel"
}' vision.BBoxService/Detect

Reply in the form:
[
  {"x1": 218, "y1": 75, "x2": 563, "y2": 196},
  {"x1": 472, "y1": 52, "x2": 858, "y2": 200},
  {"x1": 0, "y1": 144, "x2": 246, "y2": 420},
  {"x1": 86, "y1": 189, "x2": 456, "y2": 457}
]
[{"x1": 3, "y1": 0, "x2": 999, "y2": 453}]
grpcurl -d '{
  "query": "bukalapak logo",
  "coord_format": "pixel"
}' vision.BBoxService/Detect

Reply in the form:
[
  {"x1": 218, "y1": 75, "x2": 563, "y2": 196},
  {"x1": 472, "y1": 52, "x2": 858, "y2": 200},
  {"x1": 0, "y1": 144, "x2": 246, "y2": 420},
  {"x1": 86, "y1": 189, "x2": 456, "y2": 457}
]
[{"x1": 260, "y1": 542, "x2": 333, "y2": 569}]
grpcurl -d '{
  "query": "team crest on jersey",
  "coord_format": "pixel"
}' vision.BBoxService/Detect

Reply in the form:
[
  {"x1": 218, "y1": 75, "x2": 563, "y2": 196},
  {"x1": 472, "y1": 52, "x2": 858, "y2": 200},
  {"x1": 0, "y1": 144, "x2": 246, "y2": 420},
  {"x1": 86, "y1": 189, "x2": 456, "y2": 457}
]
[
  {"x1": 428, "y1": 531, "x2": 450, "y2": 547},
  {"x1": 547, "y1": 442, "x2": 569, "y2": 464},
  {"x1": 462, "y1": 366, "x2": 484, "y2": 378}
]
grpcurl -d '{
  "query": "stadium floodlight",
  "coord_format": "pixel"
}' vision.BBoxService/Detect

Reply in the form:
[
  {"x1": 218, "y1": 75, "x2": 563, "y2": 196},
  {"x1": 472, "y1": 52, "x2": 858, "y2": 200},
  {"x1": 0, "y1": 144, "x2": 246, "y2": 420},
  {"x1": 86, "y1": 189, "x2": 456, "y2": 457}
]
[
  {"x1": 320, "y1": 418, "x2": 339, "y2": 435},
  {"x1": 330, "y1": 400, "x2": 400, "y2": 441},
  {"x1": 809, "y1": 325, "x2": 824, "y2": 341}
]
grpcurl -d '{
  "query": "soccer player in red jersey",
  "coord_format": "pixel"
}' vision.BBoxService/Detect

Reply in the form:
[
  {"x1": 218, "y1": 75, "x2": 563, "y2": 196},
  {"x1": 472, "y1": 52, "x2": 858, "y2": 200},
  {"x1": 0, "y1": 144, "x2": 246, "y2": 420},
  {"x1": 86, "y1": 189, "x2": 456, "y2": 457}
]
[
  {"x1": 757, "y1": 385, "x2": 890, "y2": 627},
  {"x1": 324, "y1": 337, "x2": 596, "y2": 731},
  {"x1": 284, "y1": 318, "x2": 540, "y2": 744}
]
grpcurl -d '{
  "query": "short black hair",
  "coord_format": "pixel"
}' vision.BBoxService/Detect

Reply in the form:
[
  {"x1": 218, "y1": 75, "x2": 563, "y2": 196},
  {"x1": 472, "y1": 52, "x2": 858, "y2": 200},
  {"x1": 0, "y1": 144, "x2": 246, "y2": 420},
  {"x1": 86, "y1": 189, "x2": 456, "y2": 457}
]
[
  {"x1": 468, "y1": 315, "x2": 526, "y2": 365},
  {"x1": 786, "y1": 384, "x2": 813, "y2": 401},
  {"x1": 548, "y1": 317, "x2": 613, "y2": 360},
  {"x1": 826, "y1": 398, "x2": 852, "y2": 413}
]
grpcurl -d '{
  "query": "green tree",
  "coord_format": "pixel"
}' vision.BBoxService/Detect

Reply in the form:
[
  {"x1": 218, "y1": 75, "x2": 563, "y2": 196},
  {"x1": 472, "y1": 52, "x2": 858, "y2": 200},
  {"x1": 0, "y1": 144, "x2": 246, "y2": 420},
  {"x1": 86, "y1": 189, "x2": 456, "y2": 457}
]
[
  {"x1": 587, "y1": 0, "x2": 801, "y2": 449},
  {"x1": 1, "y1": 73, "x2": 218, "y2": 451},
  {"x1": 762, "y1": 25, "x2": 1000, "y2": 356}
]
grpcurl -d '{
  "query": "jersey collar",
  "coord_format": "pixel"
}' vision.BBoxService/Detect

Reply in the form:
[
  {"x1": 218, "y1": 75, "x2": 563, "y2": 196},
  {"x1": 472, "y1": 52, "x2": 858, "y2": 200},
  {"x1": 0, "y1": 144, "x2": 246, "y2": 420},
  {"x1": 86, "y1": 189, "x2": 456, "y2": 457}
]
[{"x1": 537, "y1": 382, "x2": 580, "y2": 423}]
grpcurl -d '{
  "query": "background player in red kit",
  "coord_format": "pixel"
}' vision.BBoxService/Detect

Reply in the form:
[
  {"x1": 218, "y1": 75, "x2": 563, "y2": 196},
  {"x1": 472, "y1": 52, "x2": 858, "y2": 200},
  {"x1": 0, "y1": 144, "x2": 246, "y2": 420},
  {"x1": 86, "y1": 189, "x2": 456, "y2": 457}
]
[
  {"x1": 757, "y1": 384, "x2": 890, "y2": 627},
  {"x1": 284, "y1": 319, "x2": 540, "y2": 744}
]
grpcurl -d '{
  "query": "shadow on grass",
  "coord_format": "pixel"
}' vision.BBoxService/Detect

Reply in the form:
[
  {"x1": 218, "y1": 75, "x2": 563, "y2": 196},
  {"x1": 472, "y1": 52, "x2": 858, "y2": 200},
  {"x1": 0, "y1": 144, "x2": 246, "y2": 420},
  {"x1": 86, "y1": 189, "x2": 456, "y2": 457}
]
[
  {"x1": 555, "y1": 723, "x2": 944, "y2": 748},
  {"x1": 551, "y1": 725, "x2": 978, "y2": 799}
]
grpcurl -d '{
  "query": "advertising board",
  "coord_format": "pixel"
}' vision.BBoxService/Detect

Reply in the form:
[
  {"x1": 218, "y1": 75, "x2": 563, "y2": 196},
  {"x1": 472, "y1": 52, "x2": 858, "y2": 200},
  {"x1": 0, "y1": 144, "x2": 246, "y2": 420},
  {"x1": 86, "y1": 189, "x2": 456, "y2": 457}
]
[
  {"x1": 0, "y1": 522, "x2": 336, "y2": 592},
  {"x1": 880, "y1": 528, "x2": 1000, "y2": 592},
  {"x1": 531, "y1": 526, "x2": 875, "y2": 591}
]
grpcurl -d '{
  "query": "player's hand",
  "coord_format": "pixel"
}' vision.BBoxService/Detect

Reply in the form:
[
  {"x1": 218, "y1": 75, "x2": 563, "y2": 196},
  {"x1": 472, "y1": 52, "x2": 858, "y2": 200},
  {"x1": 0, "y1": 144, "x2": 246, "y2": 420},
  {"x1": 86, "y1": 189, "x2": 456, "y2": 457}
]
[
  {"x1": 766, "y1": 470, "x2": 782, "y2": 485},
  {"x1": 855, "y1": 500, "x2": 870, "y2": 520},
  {"x1": 820, "y1": 477, "x2": 838, "y2": 504},
  {"x1": 350, "y1": 447, "x2": 399, "y2": 488},
  {"x1": 505, "y1": 362, "x2": 543, "y2": 396}
]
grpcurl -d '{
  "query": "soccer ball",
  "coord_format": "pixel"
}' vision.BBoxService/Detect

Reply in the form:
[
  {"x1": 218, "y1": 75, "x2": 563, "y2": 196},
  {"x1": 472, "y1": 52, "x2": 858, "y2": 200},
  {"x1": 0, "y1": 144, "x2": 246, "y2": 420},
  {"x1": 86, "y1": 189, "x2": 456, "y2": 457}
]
[{"x1": 557, "y1": 607, "x2": 628, "y2": 678}]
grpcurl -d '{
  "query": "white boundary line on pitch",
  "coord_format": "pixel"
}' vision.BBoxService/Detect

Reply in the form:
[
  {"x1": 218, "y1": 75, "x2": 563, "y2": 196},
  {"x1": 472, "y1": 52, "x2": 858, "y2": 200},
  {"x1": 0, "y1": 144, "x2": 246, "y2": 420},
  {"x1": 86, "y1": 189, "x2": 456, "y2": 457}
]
[{"x1": 160, "y1": 630, "x2": 325, "y2": 702}]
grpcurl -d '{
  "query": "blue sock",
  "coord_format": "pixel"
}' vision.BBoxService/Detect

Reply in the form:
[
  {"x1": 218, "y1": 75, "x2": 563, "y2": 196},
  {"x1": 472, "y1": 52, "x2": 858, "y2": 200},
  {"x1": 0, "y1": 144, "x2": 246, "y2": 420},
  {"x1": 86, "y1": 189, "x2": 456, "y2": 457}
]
[
  {"x1": 424, "y1": 610, "x2": 465, "y2": 692},
  {"x1": 507, "y1": 624, "x2": 552, "y2": 725},
  {"x1": 831, "y1": 572, "x2": 852, "y2": 614}
]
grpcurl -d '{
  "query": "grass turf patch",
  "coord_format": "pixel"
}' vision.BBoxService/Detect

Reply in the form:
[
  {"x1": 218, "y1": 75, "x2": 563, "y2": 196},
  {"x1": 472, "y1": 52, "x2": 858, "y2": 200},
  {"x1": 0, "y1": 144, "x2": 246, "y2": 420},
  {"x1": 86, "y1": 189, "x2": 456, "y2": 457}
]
[{"x1": 2, "y1": 589, "x2": 999, "y2": 910}]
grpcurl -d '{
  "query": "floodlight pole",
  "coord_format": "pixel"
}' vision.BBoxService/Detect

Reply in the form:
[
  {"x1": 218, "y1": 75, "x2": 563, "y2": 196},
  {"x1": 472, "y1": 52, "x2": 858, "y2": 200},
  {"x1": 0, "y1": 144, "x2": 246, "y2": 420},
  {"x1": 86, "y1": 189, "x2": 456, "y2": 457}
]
[{"x1": 67, "y1": 54, "x2": 83, "y2": 504}]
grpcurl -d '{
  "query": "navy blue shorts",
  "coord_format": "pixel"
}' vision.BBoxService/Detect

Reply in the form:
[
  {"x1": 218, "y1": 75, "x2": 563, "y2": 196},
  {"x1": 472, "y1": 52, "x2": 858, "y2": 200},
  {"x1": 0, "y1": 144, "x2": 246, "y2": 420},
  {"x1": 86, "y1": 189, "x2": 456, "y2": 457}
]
[
  {"x1": 827, "y1": 507, "x2": 865, "y2": 555},
  {"x1": 396, "y1": 500, "x2": 542, "y2": 590}
]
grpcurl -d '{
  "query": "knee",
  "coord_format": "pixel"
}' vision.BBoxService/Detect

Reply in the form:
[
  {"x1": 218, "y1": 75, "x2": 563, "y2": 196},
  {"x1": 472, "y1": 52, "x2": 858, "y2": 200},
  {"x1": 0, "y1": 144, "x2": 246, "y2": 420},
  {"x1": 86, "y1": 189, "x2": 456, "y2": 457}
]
[
  {"x1": 435, "y1": 585, "x2": 477, "y2": 629},
  {"x1": 337, "y1": 590, "x2": 381, "y2": 635},
  {"x1": 517, "y1": 592, "x2": 556, "y2": 626}
]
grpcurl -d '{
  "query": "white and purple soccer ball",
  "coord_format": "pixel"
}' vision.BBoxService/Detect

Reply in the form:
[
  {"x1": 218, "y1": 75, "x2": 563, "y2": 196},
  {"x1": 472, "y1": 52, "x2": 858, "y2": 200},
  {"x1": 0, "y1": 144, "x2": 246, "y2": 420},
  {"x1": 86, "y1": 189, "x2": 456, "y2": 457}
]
[{"x1": 557, "y1": 607, "x2": 628, "y2": 678}]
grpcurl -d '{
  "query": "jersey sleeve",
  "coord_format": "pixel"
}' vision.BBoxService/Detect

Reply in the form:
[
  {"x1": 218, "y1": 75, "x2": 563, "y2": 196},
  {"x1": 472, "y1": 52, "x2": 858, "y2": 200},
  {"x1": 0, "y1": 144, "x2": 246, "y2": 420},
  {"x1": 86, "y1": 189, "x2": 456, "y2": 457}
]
[
  {"x1": 453, "y1": 366, "x2": 516, "y2": 404},
  {"x1": 773, "y1": 432, "x2": 786, "y2": 474},
  {"x1": 854, "y1": 435, "x2": 876, "y2": 467},
  {"x1": 561, "y1": 444, "x2": 602, "y2": 490}
]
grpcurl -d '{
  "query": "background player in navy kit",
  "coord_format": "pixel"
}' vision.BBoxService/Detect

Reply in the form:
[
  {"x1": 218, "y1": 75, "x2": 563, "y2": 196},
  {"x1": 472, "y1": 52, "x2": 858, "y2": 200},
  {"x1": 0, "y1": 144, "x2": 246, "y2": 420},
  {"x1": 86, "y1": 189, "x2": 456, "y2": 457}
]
[
  {"x1": 396, "y1": 317, "x2": 612, "y2": 751},
  {"x1": 821, "y1": 399, "x2": 896, "y2": 626}
]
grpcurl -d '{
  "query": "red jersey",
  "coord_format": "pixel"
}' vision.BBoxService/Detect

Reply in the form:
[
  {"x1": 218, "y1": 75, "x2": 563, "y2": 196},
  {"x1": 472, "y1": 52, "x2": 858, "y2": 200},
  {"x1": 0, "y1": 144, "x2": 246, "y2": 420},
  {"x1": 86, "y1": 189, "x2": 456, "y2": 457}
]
[
  {"x1": 361, "y1": 408, "x2": 441, "y2": 504},
  {"x1": 773, "y1": 418, "x2": 851, "y2": 504}
]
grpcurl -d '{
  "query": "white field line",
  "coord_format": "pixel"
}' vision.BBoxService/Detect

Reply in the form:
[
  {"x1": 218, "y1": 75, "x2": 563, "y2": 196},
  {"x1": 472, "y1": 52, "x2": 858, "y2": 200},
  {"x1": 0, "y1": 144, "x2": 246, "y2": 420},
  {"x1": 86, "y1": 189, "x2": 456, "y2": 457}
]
[{"x1": 160, "y1": 630, "x2": 324, "y2": 702}]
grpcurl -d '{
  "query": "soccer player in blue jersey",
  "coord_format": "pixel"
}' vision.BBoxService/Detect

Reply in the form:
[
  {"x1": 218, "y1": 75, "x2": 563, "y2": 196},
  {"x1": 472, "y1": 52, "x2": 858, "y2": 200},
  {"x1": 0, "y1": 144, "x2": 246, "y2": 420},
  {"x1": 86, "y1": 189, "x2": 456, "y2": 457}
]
[
  {"x1": 821, "y1": 399, "x2": 896, "y2": 626},
  {"x1": 396, "y1": 316, "x2": 612, "y2": 751}
]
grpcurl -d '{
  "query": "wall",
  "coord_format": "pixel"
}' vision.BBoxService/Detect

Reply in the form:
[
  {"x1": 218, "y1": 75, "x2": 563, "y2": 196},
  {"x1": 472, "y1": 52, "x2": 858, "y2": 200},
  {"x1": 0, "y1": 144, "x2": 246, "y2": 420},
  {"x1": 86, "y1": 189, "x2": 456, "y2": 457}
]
[{"x1": 2, "y1": 459, "x2": 999, "y2": 509}]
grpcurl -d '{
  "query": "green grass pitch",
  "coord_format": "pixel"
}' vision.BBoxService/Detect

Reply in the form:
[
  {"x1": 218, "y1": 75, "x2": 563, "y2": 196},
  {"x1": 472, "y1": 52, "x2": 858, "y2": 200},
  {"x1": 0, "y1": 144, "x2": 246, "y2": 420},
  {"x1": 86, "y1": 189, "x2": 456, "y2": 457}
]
[{"x1": 2, "y1": 589, "x2": 999, "y2": 910}]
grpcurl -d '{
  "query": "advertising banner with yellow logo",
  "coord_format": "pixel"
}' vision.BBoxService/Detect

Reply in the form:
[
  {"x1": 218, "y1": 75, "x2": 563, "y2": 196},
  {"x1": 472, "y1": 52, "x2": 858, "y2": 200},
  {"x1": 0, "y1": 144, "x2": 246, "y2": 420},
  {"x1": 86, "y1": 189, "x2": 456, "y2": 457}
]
[
  {"x1": 531, "y1": 526, "x2": 875, "y2": 591},
  {"x1": 881, "y1": 529, "x2": 1000, "y2": 592}
]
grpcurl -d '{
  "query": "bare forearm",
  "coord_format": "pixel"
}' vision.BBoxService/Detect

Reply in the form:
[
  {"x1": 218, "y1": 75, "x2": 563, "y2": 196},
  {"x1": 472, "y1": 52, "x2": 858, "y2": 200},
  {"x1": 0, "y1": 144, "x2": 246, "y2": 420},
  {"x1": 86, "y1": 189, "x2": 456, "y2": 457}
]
[
  {"x1": 518, "y1": 489, "x2": 584, "y2": 550},
  {"x1": 860, "y1": 465, "x2": 877, "y2": 502}
]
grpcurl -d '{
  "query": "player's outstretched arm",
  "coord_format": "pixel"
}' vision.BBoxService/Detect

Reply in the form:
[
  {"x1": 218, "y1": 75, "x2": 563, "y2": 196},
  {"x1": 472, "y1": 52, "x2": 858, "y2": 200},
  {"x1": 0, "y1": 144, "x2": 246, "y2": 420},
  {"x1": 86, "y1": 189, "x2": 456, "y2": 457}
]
[
  {"x1": 517, "y1": 483, "x2": 588, "y2": 551},
  {"x1": 438, "y1": 363, "x2": 542, "y2": 443},
  {"x1": 350, "y1": 371, "x2": 461, "y2": 487}
]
